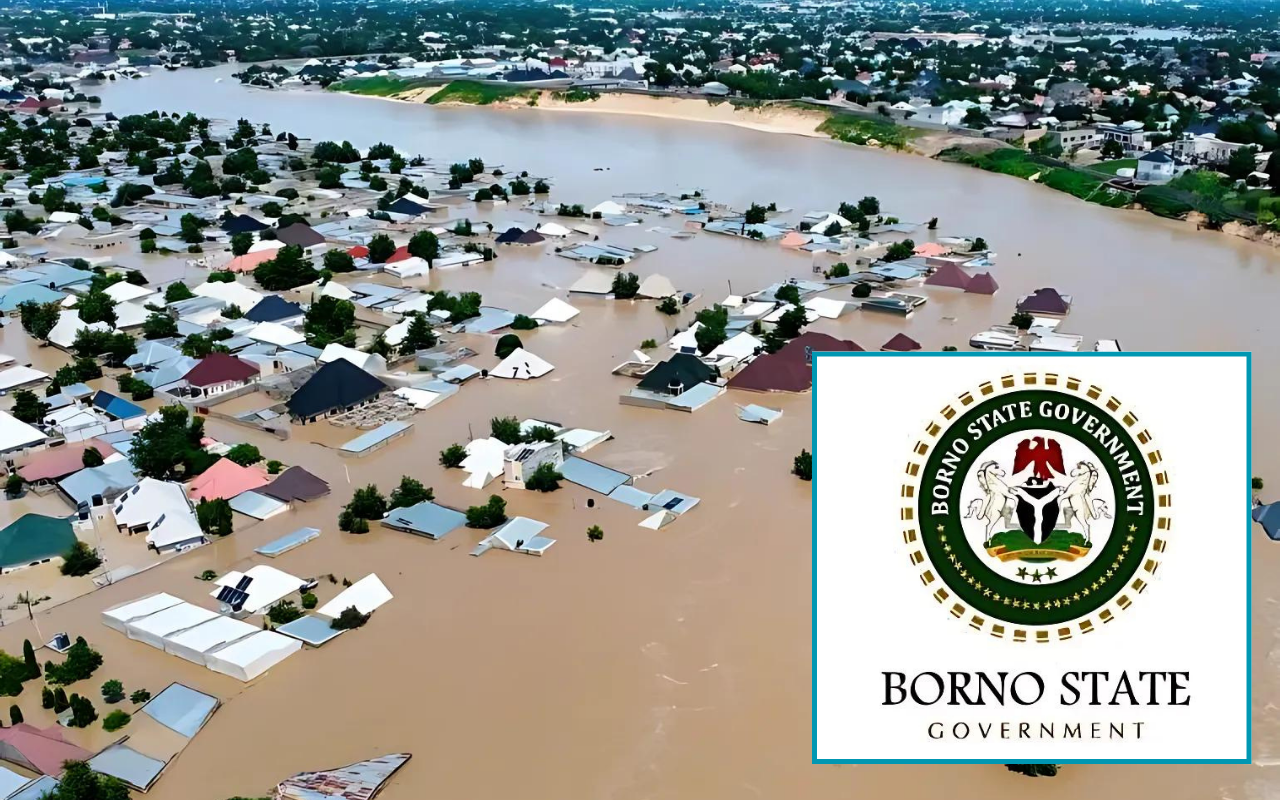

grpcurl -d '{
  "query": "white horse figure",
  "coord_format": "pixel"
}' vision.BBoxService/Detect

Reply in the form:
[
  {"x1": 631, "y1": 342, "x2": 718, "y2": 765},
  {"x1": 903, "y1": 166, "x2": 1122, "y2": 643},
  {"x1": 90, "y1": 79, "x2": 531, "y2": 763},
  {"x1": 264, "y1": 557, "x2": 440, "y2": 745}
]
[
  {"x1": 1058, "y1": 461, "x2": 1112, "y2": 544},
  {"x1": 965, "y1": 461, "x2": 1017, "y2": 545}
]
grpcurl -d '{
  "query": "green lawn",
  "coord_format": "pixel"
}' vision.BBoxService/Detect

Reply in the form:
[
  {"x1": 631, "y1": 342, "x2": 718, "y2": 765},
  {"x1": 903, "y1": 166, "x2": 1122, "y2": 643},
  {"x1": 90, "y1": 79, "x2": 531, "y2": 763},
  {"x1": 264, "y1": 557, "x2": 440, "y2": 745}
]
[
  {"x1": 329, "y1": 76, "x2": 433, "y2": 97},
  {"x1": 1091, "y1": 158, "x2": 1137, "y2": 176},
  {"x1": 818, "y1": 112, "x2": 917, "y2": 151},
  {"x1": 425, "y1": 80, "x2": 533, "y2": 105}
]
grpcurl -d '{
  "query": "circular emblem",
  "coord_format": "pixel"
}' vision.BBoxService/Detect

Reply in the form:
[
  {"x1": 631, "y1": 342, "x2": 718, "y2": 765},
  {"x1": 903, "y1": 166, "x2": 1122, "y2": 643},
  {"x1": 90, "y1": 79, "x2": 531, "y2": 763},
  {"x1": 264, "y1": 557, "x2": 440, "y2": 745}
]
[{"x1": 903, "y1": 373, "x2": 1170, "y2": 642}]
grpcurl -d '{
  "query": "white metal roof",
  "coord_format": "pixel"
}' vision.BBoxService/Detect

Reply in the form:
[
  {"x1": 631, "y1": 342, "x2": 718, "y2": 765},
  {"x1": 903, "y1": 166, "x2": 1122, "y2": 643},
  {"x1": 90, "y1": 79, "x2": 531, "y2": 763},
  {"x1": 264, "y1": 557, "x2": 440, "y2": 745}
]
[{"x1": 316, "y1": 574, "x2": 393, "y2": 617}]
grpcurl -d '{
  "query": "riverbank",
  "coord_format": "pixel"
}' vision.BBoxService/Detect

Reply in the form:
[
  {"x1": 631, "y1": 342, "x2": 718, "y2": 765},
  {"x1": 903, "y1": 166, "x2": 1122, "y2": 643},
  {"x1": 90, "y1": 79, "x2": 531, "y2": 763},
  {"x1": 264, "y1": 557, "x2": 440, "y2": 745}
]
[{"x1": 329, "y1": 78, "x2": 1280, "y2": 248}]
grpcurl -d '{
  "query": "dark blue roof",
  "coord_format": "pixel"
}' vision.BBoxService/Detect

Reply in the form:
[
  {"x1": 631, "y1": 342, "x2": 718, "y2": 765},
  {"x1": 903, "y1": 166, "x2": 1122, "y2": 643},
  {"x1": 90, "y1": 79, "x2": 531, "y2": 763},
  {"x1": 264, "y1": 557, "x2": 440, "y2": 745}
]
[
  {"x1": 386, "y1": 197, "x2": 429, "y2": 216},
  {"x1": 91, "y1": 390, "x2": 146, "y2": 420},
  {"x1": 244, "y1": 294, "x2": 303, "y2": 322}
]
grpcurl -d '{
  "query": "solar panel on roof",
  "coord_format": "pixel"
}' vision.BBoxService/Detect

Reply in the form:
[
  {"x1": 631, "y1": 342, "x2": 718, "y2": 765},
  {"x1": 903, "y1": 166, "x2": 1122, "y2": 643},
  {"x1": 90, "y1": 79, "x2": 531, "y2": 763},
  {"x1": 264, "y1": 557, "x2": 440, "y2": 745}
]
[
  {"x1": 235, "y1": 575, "x2": 253, "y2": 591},
  {"x1": 663, "y1": 497, "x2": 682, "y2": 510}
]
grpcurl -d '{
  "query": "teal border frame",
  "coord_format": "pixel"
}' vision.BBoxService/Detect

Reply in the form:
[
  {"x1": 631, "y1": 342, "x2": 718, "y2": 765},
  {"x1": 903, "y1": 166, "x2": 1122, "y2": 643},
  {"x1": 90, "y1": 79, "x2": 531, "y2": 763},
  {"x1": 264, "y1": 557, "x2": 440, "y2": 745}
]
[{"x1": 811, "y1": 351, "x2": 1252, "y2": 765}]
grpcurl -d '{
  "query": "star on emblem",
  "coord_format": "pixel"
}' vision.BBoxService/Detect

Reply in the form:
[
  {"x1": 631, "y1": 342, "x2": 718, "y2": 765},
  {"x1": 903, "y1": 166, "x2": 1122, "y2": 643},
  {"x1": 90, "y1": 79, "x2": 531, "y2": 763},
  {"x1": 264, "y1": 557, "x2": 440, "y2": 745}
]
[
  {"x1": 1046, "y1": 567, "x2": 1058, "y2": 579},
  {"x1": 1016, "y1": 566, "x2": 1028, "y2": 580},
  {"x1": 1031, "y1": 569, "x2": 1044, "y2": 583}
]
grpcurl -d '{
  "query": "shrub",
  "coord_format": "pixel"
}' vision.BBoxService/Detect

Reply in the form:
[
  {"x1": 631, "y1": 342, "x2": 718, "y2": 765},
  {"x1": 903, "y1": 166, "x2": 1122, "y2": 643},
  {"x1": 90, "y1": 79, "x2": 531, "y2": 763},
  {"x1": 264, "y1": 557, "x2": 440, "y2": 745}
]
[
  {"x1": 225, "y1": 443, "x2": 263, "y2": 466},
  {"x1": 389, "y1": 476, "x2": 433, "y2": 509},
  {"x1": 490, "y1": 416, "x2": 522, "y2": 444},
  {"x1": 44, "y1": 637, "x2": 103, "y2": 685},
  {"x1": 465, "y1": 495, "x2": 507, "y2": 528},
  {"x1": 267, "y1": 601, "x2": 303, "y2": 625},
  {"x1": 510, "y1": 314, "x2": 538, "y2": 330},
  {"x1": 793, "y1": 449, "x2": 812, "y2": 481},
  {"x1": 851, "y1": 282, "x2": 872, "y2": 299},
  {"x1": 611, "y1": 272, "x2": 639, "y2": 299},
  {"x1": 103, "y1": 709, "x2": 131, "y2": 732},
  {"x1": 523, "y1": 462, "x2": 562, "y2": 492},
  {"x1": 68, "y1": 693, "x2": 98, "y2": 728},
  {"x1": 196, "y1": 497, "x2": 234, "y2": 536},
  {"x1": 640, "y1": 338, "x2": 657, "y2": 349},
  {"x1": 657, "y1": 296, "x2": 680, "y2": 315},
  {"x1": 1005, "y1": 764, "x2": 1059, "y2": 778},
  {"x1": 130, "y1": 689, "x2": 151, "y2": 704},
  {"x1": 494, "y1": 333, "x2": 523, "y2": 360},
  {"x1": 330, "y1": 606, "x2": 370, "y2": 630},
  {"x1": 60, "y1": 541, "x2": 102, "y2": 576},
  {"x1": 440, "y1": 443, "x2": 467, "y2": 468},
  {"x1": 9, "y1": 704, "x2": 21, "y2": 725},
  {"x1": 587, "y1": 525, "x2": 604, "y2": 543},
  {"x1": 101, "y1": 679, "x2": 125, "y2": 704},
  {"x1": 267, "y1": 460, "x2": 284, "y2": 474},
  {"x1": 301, "y1": 592, "x2": 318, "y2": 610}
]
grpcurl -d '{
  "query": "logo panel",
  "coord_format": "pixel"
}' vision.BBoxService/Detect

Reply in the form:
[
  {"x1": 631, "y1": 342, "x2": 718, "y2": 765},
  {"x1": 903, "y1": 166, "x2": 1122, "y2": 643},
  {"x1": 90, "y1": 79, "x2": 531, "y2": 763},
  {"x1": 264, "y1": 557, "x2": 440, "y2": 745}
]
[{"x1": 904, "y1": 374, "x2": 1168, "y2": 640}]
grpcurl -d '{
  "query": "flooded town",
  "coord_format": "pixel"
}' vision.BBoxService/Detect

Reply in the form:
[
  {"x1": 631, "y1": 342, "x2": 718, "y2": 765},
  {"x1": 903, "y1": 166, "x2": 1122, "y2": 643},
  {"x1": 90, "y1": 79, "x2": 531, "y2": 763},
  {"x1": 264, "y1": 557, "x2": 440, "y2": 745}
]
[{"x1": 0, "y1": 1, "x2": 1277, "y2": 799}]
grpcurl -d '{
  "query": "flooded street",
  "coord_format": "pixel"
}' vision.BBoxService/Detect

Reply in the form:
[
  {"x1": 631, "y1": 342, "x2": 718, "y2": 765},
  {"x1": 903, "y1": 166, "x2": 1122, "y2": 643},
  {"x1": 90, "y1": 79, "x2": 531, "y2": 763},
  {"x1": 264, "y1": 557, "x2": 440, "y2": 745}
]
[{"x1": 0, "y1": 64, "x2": 1276, "y2": 800}]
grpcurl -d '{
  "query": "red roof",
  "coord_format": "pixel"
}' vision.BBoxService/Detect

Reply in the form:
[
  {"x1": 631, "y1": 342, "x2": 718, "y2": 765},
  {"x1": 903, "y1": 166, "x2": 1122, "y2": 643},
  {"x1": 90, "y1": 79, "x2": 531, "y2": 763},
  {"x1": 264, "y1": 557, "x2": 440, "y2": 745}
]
[
  {"x1": 729, "y1": 332, "x2": 861, "y2": 393},
  {"x1": 188, "y1": 457, "x2": 268, "y2": 502},
  {"x1": 385, "y1": 246, "x2": 411, "y2": 263},
  {"x1": 0, "y1": 723, "x2": 91, "y2": 775},
  {"x1": 965, "y1": 272, "x2": 999, "y2": 295},
  {"x1": 182, "y1": 353, "x2": 260, "y2": 387},
  {"x1": 1018, "y1": 287, "x2": 1070, "y2": 314},
  {"x1": 923, "y1": 262, "x2": 971, "y2": 289},
  {"x1": 881, "y1": 333, "x2": 922, "y2": 352},
  {"x1": 348, "y1": 245, "x2": 369, "y2": 258},
  {"x1": 19, "y1": 440, "x2": 112, "y2": 482}
]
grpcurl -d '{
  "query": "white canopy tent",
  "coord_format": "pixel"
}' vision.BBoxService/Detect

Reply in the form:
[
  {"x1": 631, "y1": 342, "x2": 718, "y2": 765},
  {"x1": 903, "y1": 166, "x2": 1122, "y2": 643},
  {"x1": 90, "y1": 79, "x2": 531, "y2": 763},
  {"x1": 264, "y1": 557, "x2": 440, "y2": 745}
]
[
  {"x1": 102, "y1": 593, "x2": 183, "y2": 633},
  {"x1": 163, "y1": 615, "x2": 259, "y2": 665},
  {"x1": 125, "y1": 602, "x2": 220, "y2": 650},
  {"x1": 205, "y1": 630, "x2": 301, "y2": 682}
]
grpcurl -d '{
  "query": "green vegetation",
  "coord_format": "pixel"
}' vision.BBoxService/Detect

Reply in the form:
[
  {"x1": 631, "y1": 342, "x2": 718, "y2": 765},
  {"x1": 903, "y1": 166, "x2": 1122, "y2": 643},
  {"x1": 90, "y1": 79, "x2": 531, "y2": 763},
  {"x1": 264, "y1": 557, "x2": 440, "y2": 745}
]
[
  {"x1": 793, "y1": 449, "x2": 812, "y2": 481},
  {"x1": 523, "y1": 462, "x2": 563, "y2": 492},
  {"x1": 1090, "y1": 158, "x2": 1137, "y2": 176},
  {"x1": 426, "y1": 80, "x2": 532, "y2": 106},
  {"x1": 197, "y1": 498, "x2": 234, "y2": 536},
  {"x1": 103, "y1": 710, "x2": 131, "y2": 732},
  {"x1": 940, "y1": 148, "x2": 1127, "y2": 209},
  {"x1": 330, "y1": 606, "x2": 371, "y2": 630},
  {"x1": 130, "y1": 689, "x2": 151, "y2": 704},
  {"x1": 1006, "y1": 764, "x2": 1060, "y2": 778},
  {"x1": 60, "y1": 541, "x2": 102, "y2": 577},
  {"x1": 44, "y1": 637, "x2": 103, "y2": 686},
  {"x1": 331, "y1": 76, "x2": 434, "y2": 97},
  {"x1": 465, "y1": 494, "x2": 508, "y2": 529},
  {"x1": 439, "y1": 443, "x2": 468, "y2": 469},
  {"x1": 101, "y1": 679, "x2": 125, "y2": 703},
  {"x1": 389, "y1": 476, "x2": 434, "y2": 509},
  {"x1": 818, "y1": 112, "x2": 916, "y2": 151},
  {"x1": 267, "y1": 600, "x2": 303, "y2": 625},
  {"x1": 986, "y1": 530, "x2": 1088, "y2": 560},
  {"x1": 587, "y1": 525, "x2": 604, "y2": 543}
]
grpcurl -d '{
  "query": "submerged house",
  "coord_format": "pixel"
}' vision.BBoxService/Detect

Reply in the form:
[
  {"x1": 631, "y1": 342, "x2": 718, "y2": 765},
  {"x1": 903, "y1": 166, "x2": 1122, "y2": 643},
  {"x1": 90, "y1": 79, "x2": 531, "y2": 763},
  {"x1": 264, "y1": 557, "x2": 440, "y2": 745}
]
[
  {"x1": 0, "y1": 514, "x2": 75, "y2": 574},
  {"x1": 179, "y1": 353, "x2": 261, "y2": 399},
  {"x1": 503, "y1": 440, "x2": 564, "y2": 488},
  {"x1": 286, "y1": 358, "x2": 387, "y2": 421},
  {"x1": 729, "y1": 332, "x2": 861, "y2": 393},
  {"x1": 1017, "y1": 287, "x2": 1072, "y2": 315}
]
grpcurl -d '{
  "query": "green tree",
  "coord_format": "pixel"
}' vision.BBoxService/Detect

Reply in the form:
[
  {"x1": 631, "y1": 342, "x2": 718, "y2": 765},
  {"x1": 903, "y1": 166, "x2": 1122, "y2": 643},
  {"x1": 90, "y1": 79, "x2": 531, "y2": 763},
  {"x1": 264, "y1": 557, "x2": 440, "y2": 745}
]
[
  {"x1": 330, "y1": 606, "x2": 371, "y2": 630},
  {"x1": 1253, "y1": 477, "x2": 1264, "y2": 491},
  {"x1": 22, "y1": 639, "x2": 40, "y2": 680},
  {"x1": 656, "y1": 296, "x2": 680, "y2": 315},
  {"x1": 367, "y1": 233, "x2": 396, "y2": 263},
  {"x1": 494, "y1": 333, "x2": 523, "y2": 360},
  {"x1": 267, "y1": 600, "x2": 303, "y2": 625},
  {"x1": 523, "y1": 462, "x2": 562, "y2": 492},
  {"x1": 587, "y1": 524, "x2": 604, "y2": 543},
  {"x1": 440, "y1": 443, "x2": 467, "y2": 468},
  {"x1": 42, "y1": 761, "x2": 130, "y2": 800},
  {"x1": 17, "y1": 300, "x2": 61, "y2": 341},
  {"x1": 69, "y1": 694, "x2": 98, "y2": 728},
  {"x1": 9, "y1": 704, "x2": 22, "y2": 725},
  {"x1": 773, "y1": 305, "x2": 809, "y2": 339},
  {"x1": 465, "y1": 495, "x2": 507, "y2": 528},
  {"x1": 44, "y1": 637, "x2": 103, "y2": 685},
  {"x1": 101, "y1": 679, "x2": 125, "y2": 704},
  {"x1": 83, "y1": 448, "x2": 105, "y2": 468},
  {"x1": 301, "y1": 592, "x2": 318, "y2": 610},
  {"x1": 883, "y1": 239, "x2": 915, "y2": 262},
  {"x1": 389, "y1": 476, "x2": 434, "y2": 509},
  {"x1": 858, "y1": 196, "x2": 880, "y2": 216},
  {"x1": 407, "y1": 230, "x2": 439, "y2": 265},
  {"x1": 196, "y1": 498, "x2": 234, "y2": 536},
  {"x1": 1266, "y1": 151, "x2": 1280, "y2": 195},
  {"x1": 611, "y1": 272, "x2": 640, "y2": 299},
  {"x1": 490, "y1": 415, "x2": 523, "y2": 444},
  {"x1": 303, "y1": 296, "x2": 356, "y2": 348},
  {"x1": 129, "y1": 405, "x2": 211, "y2": 480},
  {"x1": 323, "y1": 249, "x2": 355, "y2": 273},
  {"x1": 164, "y1": 282, "x2": 195, "y2": 303},
  {"x1": 129, "y1": 689, "x2": 151, "y2": 704},
  {"x1": 1010, "y1": 311, "x2": 1033, "y2": 329},
  {"x1": 852, "y1": 282, "x2": 872, "y2": 299},
  {"x1": 1226, "y1": 145, "x2": 1260, "y2": 181},
  {"x1": 230, "y1": 232, "x2": 253, "y2": 256},
  {"x1": 53, "y1": 687, "x2": 69, "y2": 712},
  {"x1": 793, "y1": 449, "x2": 812, "y2": 481},
  {"x1": 10, "y1": 390, "x2": 49, "y2": 424},
  {"x1": 60, "y1": 541, "x2": 102, "y2": 576},
  {"x1": 225, "y1": 443, "x2": 262, "y2": 466},
  {"x1": 510, "y1": 314, "x2": 538, "y2": 330},
  {"x1": 744, "y1": 203, "x2": 768, "y2": 224},
  {"x1": 347, "y1": 484, "x2": 388, "y2": 520},
  {"x1": 142, "y1": 311, "x2": 179, "y2": 340},
  {"x1": 398, "y1": 313, "x2": 437, "y2": 355},
  {"x1": 254, "y1": 244, "x2": 318, "y2": 291},
  {"x1": 102, "y1": 710, "x2": 131, "y2": 732},
  {"x1": 1101, "y1": 138, "x2": 1125, "y2": 160}
]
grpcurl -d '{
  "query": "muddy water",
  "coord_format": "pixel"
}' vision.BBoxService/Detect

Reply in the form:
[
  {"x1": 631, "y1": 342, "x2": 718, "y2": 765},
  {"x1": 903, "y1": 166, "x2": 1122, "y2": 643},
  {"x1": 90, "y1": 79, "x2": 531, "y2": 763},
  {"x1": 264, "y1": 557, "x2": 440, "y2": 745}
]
[{"x1": 0, "y1": 65, "x2": 1274, "y2": 800}]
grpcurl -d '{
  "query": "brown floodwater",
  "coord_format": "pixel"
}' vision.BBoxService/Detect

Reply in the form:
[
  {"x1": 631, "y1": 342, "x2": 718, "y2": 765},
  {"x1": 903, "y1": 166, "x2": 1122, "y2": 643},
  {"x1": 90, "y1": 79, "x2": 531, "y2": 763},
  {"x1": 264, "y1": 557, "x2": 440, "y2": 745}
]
[{"x1": 0, "y1": 65, "x2": 1276, "y2": 800}]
